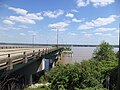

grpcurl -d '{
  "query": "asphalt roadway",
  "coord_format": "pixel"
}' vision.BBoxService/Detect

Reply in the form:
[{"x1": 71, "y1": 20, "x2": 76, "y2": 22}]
[{"x1": 0, "y1": 47, "x2": 48, "y2": 59}]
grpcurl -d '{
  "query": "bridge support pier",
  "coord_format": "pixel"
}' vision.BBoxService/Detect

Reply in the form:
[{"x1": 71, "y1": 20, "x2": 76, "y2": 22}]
[
  {"x1": 52, "y1": 62, "x2": 55, "y2": 68},
  {"x1": 42, "y1": 58, "x2": 45, "y2": 70},
  {"x1": 25, "y1": 74, "x2": 33, "y2": 86}
]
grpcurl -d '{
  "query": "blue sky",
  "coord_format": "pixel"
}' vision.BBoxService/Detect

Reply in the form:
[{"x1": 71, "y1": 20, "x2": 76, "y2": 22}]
[{"x1": 0, "y1": 0, "x2": 119, "y2": 45}]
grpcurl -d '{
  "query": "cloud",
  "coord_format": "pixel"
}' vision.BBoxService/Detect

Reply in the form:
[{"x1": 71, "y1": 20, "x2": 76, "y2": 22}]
[
  {"x1": 8, "y1": 7, "x2": 28, "y2": 15},
  {"x1": 76, "y1": 0, "x2": 89, "y2": 7},
  {"x1": 104, "y1": 33, "x2": 112, "y2": 36},
  {"x1": 2, "y1": 20, "x2": 15, "y2": 25},
  {"x1": 28, "y1": 31, "x2": 37, "y2": 35},
  {"x1": 95, "y1": 27, "x2": 116, "y2": 32},
  {"x1": 75, "y1": 0, "x2": 115, "y2": 7},
  {"x1": 43, "y1": 9, "x2": 64, "y2": 18},
  {"x1": 84, "y1": 33, "x2": 92, "y2": 37},
  {"x1": 68, "y1": 32, "x2": 77, "y2": 36},
  {"x1": 72, "y1": 18, "x2": 82, "y2": 22},
  {"x1": 94, "y1": 33, "x2": 102, "y2": 35},
  {"x1": 25, "y1": 13, "x2": 43, "y2": 20},
  {"x1": 91, "y1": 0, "x2": 115, "y2": 7},
  {"x1": 7, "y1": 7, "x2": 44, "y2": 24},
  {"x1": 51, "y1": 28, "x2": 68, "y2": 32},
  {"x1": 0, "y1": 26, "x2": 21, "y2": 30},
  {"x1": 18, "y1": 25, "x2": 28, "y2": 29},
  {"x1": 71, "y1": 9, "x2": 78, "y2": 13},
  {"x1": 65, "y1": 13, "x2": 74, "y2": 18},
  {"x1": 48, "y1": 22, "x2": 69, "y2": 31},
  {"x1": 9, "y1": 16, "x2": 36, "y2": 24},
  {"x1": 78, "y1": 15, "x2": 118, "y2": 30},
  {"x1": 20, "y1": 33, "x2": 25, "y2": 36}
]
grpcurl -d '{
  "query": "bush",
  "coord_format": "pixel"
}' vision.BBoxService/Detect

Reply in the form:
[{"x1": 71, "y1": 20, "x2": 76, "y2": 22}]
[{"x1": 38, "y1": 41, "x2": 118, "y2": 90}]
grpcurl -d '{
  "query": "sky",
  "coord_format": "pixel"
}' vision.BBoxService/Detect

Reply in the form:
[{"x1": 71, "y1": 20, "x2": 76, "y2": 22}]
[{"x1": 0, "y1": 0, "x2": 119, "y2": 45}]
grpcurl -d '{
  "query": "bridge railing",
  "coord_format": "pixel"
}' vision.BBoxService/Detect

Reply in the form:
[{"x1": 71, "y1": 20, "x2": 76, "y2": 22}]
[{"x1": 0, "y1": 47, "x2": 60, "y2": 70}]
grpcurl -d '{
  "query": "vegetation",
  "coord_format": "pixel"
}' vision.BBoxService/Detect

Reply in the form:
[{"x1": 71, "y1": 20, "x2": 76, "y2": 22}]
[
  {"x1": 26, "y1": 41, "x2": 118, "y2": 90},
  {"x1": 64, "y1": 47, "x2": 72, "y2": 51},
  {"x1": 25, "y1": 85, "x2": 50, "y2": 90}
]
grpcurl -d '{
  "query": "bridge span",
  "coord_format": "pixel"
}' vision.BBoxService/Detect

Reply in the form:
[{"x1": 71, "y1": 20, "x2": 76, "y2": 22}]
[
  {"x1": 0, "y1": 43, "x2": 119, "y2": 48},
  {"x1": 0, "y1": 46, "x2": 64, "y2": 90}
]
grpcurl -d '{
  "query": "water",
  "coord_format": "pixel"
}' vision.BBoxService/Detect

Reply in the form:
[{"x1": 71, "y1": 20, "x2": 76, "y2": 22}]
[{"x1": 62, "y1": 47, "x2": 119, "y2": 64}]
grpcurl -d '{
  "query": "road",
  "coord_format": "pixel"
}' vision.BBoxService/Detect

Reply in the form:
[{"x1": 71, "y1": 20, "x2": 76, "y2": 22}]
[{"x1": 0, "y1": 47, "x2": 49, "y2": 59}]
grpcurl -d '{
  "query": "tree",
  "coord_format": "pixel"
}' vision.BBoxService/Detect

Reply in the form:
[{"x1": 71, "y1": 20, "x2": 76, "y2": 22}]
[
  {"x1": 38, "y1": 41, "x2": 118, "y2": 90},
  {"x1": 93, "y1": 41, "x2": 116, "y2": 61}
]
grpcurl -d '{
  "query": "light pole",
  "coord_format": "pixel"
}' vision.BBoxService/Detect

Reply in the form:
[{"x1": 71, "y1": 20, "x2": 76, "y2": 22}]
[
  {"x1": 57, "y1": 28, "x2": 59, "y2": 48},
  {"x1": 117, "y1": 23, "x2": 120, "y2": 90}
]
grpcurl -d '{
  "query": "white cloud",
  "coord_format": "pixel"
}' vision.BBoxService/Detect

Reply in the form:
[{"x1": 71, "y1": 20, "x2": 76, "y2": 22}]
[
  {"x1": 8, "y1": 7, "x2": 28, "y2": 15},
  {"x1": 8, "y1": 13, "x2": 44, "y2": 24},
  {"x1": 26, "y1": 13, "x2": 43, "y2": 20},
  {"x1": 71, "y1": 9, "x2": 78, "y2": 13},
  {"x1": 20, "y1": 33, "x2": 25, "y2": 36},
  {"x1": 43, "y1": 9, "x2": 64, "y2": 18},
  {"x1": 84, "y1": 33, "x2": 92, "y2": 37},
  {"x1": 48, "y1": 22, "x2": 69, "y2": 29},
  {"x1": 28, "y1": 31, "x2": 37, "y2": 35},
  {"x1": 0, "y1": 27, "x2": 9, "y2": 30},
  {"x1": 76, "y1": 0, "x2": 89, "y2": 7},
  {"x1": 78, "y1": 24, "x2": 93, "y2": 30},
  {"x1": 78, "y1": 15, "x2": 118, "y2": 30},
  {"x1": 7, "y1": 7, "x2": 44, "y2": 24},
  {"x1": 94, "y1": 33, "x2": 102, "y2": 35},
  {"x1": 9, "y1": 16, "x2": 36, "y2": 24},
  {"x1": 104, "y1": 33, "x2": 112, "y2": 36},
  {"x1": 0, "y1": 26, "x2": 21, "y2": 30},
  {"x1": 72, "y1": 18, "x2": 82, "y2": 22},
  {"x1": 18, "y1": 25, "x2": 28, "y2": 29},
  {"x1": 51, "y1": 28, "x2": 68, "y2": 32},
  {"x1": 48, "y1": 22, "x2": 69, "y2": 31},
  {"x1": 75, "y1": 0, "x2": 115, "y2": 7},
  {"x1": 3, "y1": 20, "x2": 14, "y2": 25},
  {"x1": 91, "y1": 0, "x2": 115, "y2": 7},
  {"x1": 95, "y1": 27, "x2": 116, "y2": 32},
  {"x1": 65, "y1": 13, "x2": 74, "y2": 18},
  {"x1": 68, "y1": 32, "x2": 77, "y2": 36}
]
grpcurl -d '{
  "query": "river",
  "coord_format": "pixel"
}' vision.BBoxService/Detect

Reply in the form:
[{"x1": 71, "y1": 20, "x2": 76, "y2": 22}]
[{"x1": 62, "y1": 47, "x2": 119, "y2": 64}]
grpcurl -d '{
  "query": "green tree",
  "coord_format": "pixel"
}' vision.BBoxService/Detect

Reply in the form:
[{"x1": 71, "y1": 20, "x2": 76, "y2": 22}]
[
  {"x1": 116, "y1": 51, "x2": 119, "y2": 58},
  {"x1": 37, "y1": 41, "x2": 118, "y2": 90},
  {"x1": 93, "y1": 41, "x2": 118, "y2": 89},
  {"x1": 93, "y1": 41, "x2": 116, "y2": 61}
]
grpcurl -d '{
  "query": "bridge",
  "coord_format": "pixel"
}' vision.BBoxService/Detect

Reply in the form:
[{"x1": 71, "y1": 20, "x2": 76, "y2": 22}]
[
  {"x1": 0, "y1": 45, "x2": 64, "y2": 90},
  {"x1": 0, "y1": 43, "x2": 118, "y2": 48}
]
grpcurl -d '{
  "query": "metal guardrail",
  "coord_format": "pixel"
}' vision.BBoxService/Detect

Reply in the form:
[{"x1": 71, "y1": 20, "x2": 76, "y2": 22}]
[{"x1": 0, "y1": 47, "x2": 60, "y2": 70}]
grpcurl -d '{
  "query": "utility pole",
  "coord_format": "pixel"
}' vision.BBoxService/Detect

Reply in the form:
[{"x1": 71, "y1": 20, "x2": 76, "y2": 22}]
[
  {"x1": 57, "y1": 28, "x2": 59, "y2": 48},
  {"x1": 117, "y1": 23, "x2": 120, "y2": 90}
]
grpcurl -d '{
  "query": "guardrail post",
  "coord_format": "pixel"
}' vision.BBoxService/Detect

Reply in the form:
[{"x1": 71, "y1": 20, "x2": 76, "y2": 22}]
[
  {"x1": 7, "y1": 54, "x2": 13, "y2": 70},
  {"x1": 42, "y1": 49, "x2": 45, "y2": 55},
  {"x1": 45, "y1": 48, "x2": 48, "y2": 54},
  {"x1": 48, "y1": 48, "x2": 49, "y2": 53},
  {"x1": 23, "y1": 52, "x2": 28, "y2": 63},
  {"x1": 38, "y1": 49, "x2": 41, "y2": 57},
  {"x1": 32, "y1": 50, "x2": 35, "y2": 59}
]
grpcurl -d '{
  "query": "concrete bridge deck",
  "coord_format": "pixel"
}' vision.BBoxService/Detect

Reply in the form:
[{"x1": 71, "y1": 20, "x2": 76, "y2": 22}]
[
  {"x1": 0, "y1": 47, "x2": 48, "y2": 57},
  {"x1": 0, "y1": 47, "x2": 58, "y2": 70},
  {"x1": 0, "y1": 47, "x2": 64, "y2": 89}
]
